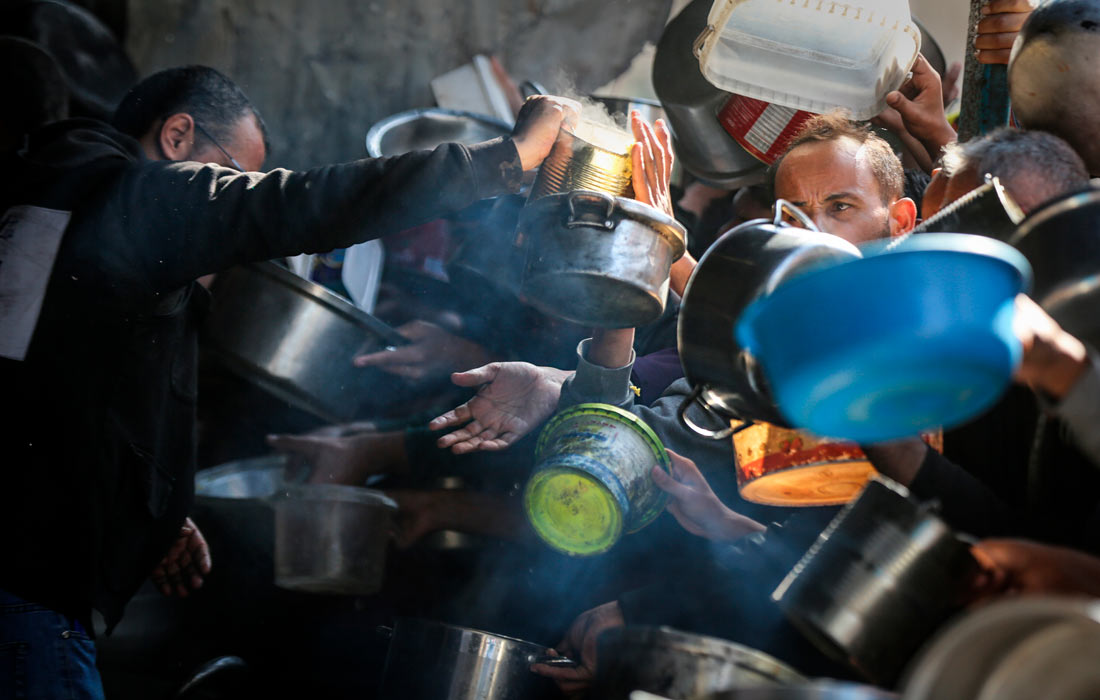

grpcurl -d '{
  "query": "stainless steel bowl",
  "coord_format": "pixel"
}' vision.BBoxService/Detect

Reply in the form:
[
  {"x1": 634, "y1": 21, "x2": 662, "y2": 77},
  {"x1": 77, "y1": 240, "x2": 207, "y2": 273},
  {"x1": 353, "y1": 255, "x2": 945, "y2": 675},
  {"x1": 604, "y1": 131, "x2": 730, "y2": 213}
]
[
  {"x1": 365, "y1": 108, "x2": 512, "y2": 158},
  {"x1": 595, "y1": 626, "x2": 806, "y2": 700},
  {"x1": 195, "y1": 454, "x2": 286, "y2": 500}
]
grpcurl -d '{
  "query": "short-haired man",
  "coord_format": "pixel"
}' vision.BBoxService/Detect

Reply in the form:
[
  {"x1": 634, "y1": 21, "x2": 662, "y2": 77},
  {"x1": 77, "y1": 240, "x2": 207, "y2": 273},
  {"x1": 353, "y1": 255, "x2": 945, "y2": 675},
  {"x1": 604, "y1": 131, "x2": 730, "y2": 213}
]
[
  {"x1": 770, "y1": 113, "x2": 916, "y2": 243},
  {"x1": 0, "y1": 64, "x2": 574, "y2": 698}
]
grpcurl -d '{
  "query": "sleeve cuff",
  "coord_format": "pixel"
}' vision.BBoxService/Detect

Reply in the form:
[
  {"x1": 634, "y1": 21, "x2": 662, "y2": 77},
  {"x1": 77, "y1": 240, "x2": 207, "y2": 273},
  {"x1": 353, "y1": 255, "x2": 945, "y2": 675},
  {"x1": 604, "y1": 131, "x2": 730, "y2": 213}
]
[
  {"x1": 564, "y1": 338, "x2": 637, "y2": 407},
  {"x1": 467, "y1": 137, "x2": 524, "y2": 198}
]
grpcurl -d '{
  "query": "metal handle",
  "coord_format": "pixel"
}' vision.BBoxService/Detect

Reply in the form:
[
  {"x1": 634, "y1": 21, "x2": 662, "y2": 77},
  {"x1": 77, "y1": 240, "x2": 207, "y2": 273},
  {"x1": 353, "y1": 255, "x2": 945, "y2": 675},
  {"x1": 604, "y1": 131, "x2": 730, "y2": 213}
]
[
  {"x1": 692, "y1": 25, "x2": 715, "y2": 58},
  {"x1": 528, "y1": 654, "x2": 579, "y2": 668},
  {"x1": 772, "y1": 199, "x2": 819, "y2": 231},
  {"x1": 677, "y1": 384, "x2": 753, "y2": 440},
  {"x1": 566, "y1": 190, "x2": 617, "y2": 230},
  {"x1": 520, "y1": 80, "x2": 545, "y2": 98}
]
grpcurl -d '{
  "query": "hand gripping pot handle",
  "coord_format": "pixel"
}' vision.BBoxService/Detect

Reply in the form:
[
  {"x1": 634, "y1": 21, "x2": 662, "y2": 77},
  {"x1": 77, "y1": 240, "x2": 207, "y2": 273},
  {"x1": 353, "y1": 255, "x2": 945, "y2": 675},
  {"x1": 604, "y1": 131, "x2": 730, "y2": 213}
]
[
  {"x1": 678, "y1": 384, "x2": 754, "y2": 440},
  {"x1": 566, "y1": 190, "x2": 617, "y2": 231}
]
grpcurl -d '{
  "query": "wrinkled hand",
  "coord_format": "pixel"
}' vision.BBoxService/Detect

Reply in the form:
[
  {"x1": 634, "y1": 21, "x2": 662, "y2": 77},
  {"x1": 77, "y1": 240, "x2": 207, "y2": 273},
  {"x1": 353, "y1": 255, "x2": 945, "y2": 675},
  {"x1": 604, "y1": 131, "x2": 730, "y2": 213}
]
[
  {"x1": 630, "y1": 111, "x2": 674, "y2": 217},
  {"x1": 873, "y1": 54, "x2": 956, "y2": 172},
  {"x1": 971, "y1": 538, "x2": 1100, "y2": 601},
  {"x1": 651, "y1": 450, "x2": 765, "y2": 542},
  {"x1": 531, "y1": 601, "x2": 625, "y2": 696},
  {"x1": 151, "y1": 517, "x2": 211, "y2": 598},
  {"x1": 429, "y1": 362, "x2": 572, "y2": 453},
  {"x1": 353, "y1": 320, "x2": 497, "y2": 383},
  {"x1": 976, "y1": 0, "x2": 1037, "y2": 65},
  {"x1": 1013, "y1": 294, "x2": 1088, "y2": 400},
  {"x1": 266, "y1": 428, "x2": 405, "y2": 484},
  {"x1": 512, "y1": 95, "x2": 581, "y2": 170}
]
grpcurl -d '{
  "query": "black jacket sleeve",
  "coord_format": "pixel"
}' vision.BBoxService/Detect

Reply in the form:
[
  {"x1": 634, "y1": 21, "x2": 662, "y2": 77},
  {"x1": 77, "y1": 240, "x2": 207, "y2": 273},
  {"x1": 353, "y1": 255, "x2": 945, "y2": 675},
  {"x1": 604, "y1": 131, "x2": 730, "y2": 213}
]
[
  {"x1": 908, "y1": 445, "x2": 1016, "y2": 537},
  {"x1": 86, "y1": 137, "x2": 522, "y2": 299}
]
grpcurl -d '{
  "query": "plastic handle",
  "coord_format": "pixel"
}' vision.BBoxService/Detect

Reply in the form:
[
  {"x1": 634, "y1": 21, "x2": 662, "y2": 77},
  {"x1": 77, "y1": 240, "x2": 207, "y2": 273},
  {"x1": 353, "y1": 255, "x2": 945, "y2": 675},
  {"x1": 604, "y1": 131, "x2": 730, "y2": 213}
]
[
  {"x1": 773, "y1": 199, "x2": 819, "y2": 231},
  {"x1": 677, "y1": 384, "x2": 753, "y2": 440},
  {"x1": 566, "y1": 190, "x2": 617, "y2": 230},
  {"x1": 692, "y1": 25, "x2": 715, "y2": 58},
  {"x1": 528, "y1": 654, "x2": 579, "y2": 668}
]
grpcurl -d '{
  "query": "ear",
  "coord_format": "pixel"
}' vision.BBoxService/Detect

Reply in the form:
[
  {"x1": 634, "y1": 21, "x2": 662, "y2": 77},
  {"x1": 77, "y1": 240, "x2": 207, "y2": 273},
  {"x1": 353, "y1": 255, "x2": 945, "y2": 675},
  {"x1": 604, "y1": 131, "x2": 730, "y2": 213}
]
[
  {"x1": 888, "y1": 197, "x2": 918, "y2": 237},
  {"x1": 158, "y1": 113, "x2": 197, "y2": 161}
]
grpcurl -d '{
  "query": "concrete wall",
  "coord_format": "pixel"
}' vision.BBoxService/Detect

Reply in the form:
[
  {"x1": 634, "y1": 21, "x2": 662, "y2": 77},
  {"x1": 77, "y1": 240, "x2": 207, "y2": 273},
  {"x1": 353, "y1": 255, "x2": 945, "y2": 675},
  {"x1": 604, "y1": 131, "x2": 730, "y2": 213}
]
[{"x1": 127, "y1": 0, "x2": 672, "y2": 170}]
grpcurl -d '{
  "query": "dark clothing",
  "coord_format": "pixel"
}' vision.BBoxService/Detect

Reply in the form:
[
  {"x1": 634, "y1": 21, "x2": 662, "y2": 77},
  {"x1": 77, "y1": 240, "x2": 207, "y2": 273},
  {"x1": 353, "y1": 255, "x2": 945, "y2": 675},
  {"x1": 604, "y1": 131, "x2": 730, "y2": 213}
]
[{"x1": 0, "y1": 118, "x2": 522, "y2": 629}]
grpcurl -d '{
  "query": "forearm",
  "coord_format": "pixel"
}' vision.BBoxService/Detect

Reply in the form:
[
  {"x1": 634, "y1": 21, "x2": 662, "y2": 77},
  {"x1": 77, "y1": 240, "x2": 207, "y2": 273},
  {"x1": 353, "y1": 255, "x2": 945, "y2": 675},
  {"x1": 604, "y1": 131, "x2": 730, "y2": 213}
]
[{"x1": 105, "y1": 138, "x2": 522, "y2": 294}]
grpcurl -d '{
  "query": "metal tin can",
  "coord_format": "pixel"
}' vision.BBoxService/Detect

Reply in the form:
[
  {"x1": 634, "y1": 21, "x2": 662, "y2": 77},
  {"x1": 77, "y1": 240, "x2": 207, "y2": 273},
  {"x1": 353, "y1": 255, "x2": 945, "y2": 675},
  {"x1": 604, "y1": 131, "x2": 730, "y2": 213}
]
[
  {"x1": 529, "y1": 121, "x2": 634, "y2": 201},
  {"x1": 524, "y1": 404, "x2": 670, "y2": 555}
]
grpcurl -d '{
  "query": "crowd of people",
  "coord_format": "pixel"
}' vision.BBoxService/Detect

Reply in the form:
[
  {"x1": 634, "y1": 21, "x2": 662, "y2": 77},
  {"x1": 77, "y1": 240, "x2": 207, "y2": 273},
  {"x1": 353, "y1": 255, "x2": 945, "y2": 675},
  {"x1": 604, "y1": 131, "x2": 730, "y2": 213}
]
[{"x1": 4, "y1": 0, "x2": 1100, "y2": 698}]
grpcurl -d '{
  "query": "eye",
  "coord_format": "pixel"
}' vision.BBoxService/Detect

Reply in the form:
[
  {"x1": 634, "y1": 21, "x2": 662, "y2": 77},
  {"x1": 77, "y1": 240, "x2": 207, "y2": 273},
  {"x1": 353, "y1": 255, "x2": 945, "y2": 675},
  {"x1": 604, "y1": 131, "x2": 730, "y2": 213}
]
[{"x1": 830, "y1": 201, "x2": 853, "y2": 214}]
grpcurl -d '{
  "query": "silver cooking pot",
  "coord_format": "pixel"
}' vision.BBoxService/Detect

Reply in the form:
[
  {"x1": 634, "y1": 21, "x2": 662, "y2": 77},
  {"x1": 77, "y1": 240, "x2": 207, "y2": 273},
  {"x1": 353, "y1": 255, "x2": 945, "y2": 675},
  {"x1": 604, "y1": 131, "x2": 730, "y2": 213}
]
[
  {"x1": 205, "y1": 262, "x2": 408, "y2": 424},
  {"x1": 1008, "y1": 188, "x2": 1100, "y2": 349},
  {"x1": 772, "y1": 477, "x2": 981, "y2": 687},
  {"x1": 520, "y1": 190, "x2": 687, "y2": 328},
  {"x1": 365, "y1": 108, "x2": 511, "y2": 158},
  {"x1": 377, "y1": 618, "x2": 572, "y2": 700},
  {"x1": 652, "y1": 0, "x2": 765, "y2": 188},
  {"x1": 196, "y1": 455, "x2": 397, "y2": 596},
  {"x1": 595, "y1": 626, "x2": 806, "y2": 699},
  {"x1": 676, "y1": 203, "x2": 861, "y2": 438}
]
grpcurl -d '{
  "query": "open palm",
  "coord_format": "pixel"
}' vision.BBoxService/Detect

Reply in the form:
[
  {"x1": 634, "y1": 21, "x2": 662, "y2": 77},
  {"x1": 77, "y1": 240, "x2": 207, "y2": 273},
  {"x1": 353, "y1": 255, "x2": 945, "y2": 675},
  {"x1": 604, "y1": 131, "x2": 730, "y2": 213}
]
[{"x1": 429, "y1": 362, "x2": 572, "y2": 453}]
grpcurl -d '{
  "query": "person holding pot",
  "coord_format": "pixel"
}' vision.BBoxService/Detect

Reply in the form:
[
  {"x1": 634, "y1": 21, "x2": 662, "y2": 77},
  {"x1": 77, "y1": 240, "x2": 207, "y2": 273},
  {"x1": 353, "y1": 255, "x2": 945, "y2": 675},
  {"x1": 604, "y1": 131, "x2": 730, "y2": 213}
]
[{"x1": 0, "y1": 62, "x2": 577, "y2": 698}]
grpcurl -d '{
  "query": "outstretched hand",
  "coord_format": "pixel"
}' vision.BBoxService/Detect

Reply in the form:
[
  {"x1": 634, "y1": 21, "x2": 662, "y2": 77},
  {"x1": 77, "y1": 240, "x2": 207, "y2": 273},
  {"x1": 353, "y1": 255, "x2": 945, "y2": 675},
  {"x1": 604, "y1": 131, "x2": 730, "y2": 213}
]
[
  {"x1": 651, "y1": 450, "x2": 765, "y2": 542},
  {"x1": 353, "y1": 320, "x2": 497, "y2": 384},
  {"x1": 428, "y1": 362, "x2": 572, "y2": 453},
  {"x1": 630, "y1": 111, "x2": 675, "y2": 217}
]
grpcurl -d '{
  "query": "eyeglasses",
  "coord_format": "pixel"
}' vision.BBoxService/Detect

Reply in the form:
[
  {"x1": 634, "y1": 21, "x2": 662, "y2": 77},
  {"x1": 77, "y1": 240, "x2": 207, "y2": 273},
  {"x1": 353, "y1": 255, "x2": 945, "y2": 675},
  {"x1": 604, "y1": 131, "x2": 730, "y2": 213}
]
[{"x1": 193, "y1": 121, "x2": 245, "y2": 172}]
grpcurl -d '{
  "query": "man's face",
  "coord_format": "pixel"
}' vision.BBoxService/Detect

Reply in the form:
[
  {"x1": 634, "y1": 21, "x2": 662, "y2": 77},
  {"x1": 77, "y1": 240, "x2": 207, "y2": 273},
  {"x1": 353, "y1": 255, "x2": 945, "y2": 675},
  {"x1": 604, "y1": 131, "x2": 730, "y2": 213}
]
[{"x1": 774, "y1": 137, "x2": 898, "y2": 245}]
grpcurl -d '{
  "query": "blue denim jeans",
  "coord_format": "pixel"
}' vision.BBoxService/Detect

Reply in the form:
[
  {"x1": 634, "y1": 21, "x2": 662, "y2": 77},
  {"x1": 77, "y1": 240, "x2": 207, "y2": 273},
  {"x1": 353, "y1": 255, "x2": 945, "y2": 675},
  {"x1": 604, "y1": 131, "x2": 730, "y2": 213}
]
[{"x1": 0, "y1": 589, "x2": 105, "y2": 700}]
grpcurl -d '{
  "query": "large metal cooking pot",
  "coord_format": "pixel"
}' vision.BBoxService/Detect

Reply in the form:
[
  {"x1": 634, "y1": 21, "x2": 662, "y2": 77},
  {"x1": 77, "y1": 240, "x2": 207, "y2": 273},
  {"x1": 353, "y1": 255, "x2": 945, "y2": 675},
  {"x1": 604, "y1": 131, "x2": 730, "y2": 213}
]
[
  {"x1": 676, "y1": 204, "x2": 861, "y2": 438},
  {"x1": 205, "y1": 262, "x2": 408, "y2": 424},
  {"x1": 594, "y1": 626, "x2": 806, "y2": 699},
  {"x1": 772, "y1": 477, "x2": 981, "y2": 687},
  {"x1": 365, "y1": 108, "x2": 512, "y2": 158},
  {"x1": 273, "y1": 483, "x2": 396, "y2": 595},
  {"x1": 377, "y1": 618, "x2": 571, "y2": 700},
  {"x1": 520, "y1": 190, "x2": 687, "y2": 328},
  {"x1": 1008, "y1": 188, "x2": 1100, "y2": 348},
  {"x1": 915, "y1": 176, "x2": 1025, "y2": 241},
  {"x1": 902, "y1": 597, "x2": 1100, "y2": 700},
  {"x1": 652, "y1": 0, "x2": 765, "y2": 188}
]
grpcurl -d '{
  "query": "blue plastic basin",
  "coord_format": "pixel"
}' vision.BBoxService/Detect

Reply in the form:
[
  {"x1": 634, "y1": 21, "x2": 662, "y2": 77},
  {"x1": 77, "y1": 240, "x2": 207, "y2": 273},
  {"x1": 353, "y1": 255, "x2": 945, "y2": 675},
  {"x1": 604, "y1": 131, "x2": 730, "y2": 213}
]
[{"x1": 735, "y1": 233, "x2": 1032, "y2": 443}]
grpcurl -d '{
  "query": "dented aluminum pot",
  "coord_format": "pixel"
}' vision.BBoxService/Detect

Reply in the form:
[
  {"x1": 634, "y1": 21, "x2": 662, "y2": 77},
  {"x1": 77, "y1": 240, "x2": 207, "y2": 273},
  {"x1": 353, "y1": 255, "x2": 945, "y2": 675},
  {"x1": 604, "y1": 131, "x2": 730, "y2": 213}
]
[
  {"x1": 676, "y1": 202, "x2": 861, "y2": 439},
  {"x1": 519, "y1": 190, "x2": 686, "y2": 328}
]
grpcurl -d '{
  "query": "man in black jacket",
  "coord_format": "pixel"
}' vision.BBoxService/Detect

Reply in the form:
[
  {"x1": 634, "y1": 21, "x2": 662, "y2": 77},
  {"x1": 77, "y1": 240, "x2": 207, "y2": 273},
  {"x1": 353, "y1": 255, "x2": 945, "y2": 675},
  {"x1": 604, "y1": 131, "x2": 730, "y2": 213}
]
[{"x1": 0, "y1": 64, "x2": 575, "y2": 698}]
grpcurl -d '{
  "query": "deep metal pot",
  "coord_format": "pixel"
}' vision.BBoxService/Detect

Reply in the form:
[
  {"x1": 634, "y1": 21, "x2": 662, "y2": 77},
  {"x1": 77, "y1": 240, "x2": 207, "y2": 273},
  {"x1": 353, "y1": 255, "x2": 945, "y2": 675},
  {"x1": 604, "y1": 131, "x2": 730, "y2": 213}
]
[
  {"x1": 594, "y1": 626, "x2": 806, "y2": 700},
  {"x1": 772, "y1": 477, "x2": 981, "y2": 687},
  {"x1": 520, "y1": 190, "x2": 687, "y2": 328},
  {"x1": 676, "y1": 204, "x2": 861, "y2": 438},
  {"x1": 205, "y1": 262, "x2": 408, "y2": 424},
  {"x1": 915, "y1": 176, "x2": 1025, "y2": 241},
  {"x1": 1008, "y1": 188, "x2": 1100, "y2": 348},
  {"x1": 652, "y1": 0, "x2": 765, "y2": 188},
  {"x1": 377, "y1": 618, "x2": 570, "y2": 700},
  {"x1": 701, "y1": 681, "x2": 898, "y2": 700},
  {"x1": 273, "y1": 484, "x2": 396, "y2": 595}
]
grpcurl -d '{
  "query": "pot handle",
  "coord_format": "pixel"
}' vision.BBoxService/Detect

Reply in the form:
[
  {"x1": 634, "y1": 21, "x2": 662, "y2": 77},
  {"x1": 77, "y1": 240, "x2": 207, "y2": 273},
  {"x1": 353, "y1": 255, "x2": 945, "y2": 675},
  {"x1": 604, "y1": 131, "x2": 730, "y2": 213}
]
[
  {"x1": 528, "y1": 654, "x2": 579, "y2": 668},
  {"x1": 773, "y1": 199, "x2": 819, "y2": 232},
  {"x1": 692, "y1": 25, "x2": 715, "y2": 58},
  {"x1": 566, "y1": 191, "x2": 616, "y2": 231},
  {"x1": 678, "y1": 384, "x2": 753, "y2": 440}
]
